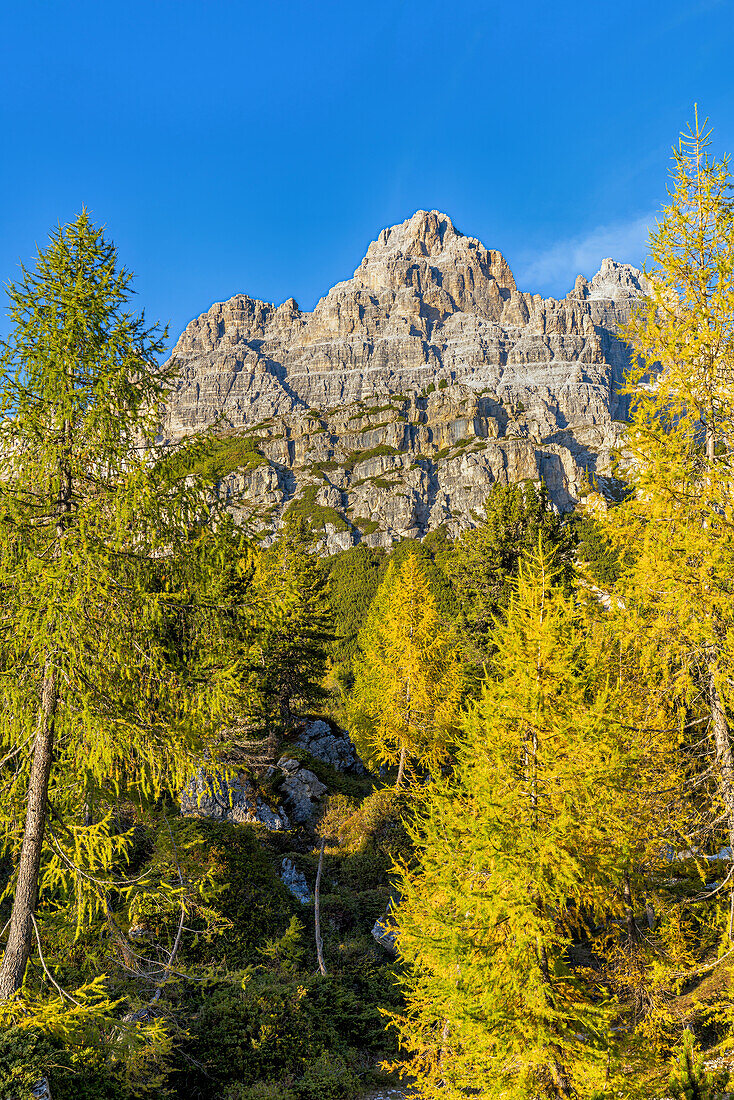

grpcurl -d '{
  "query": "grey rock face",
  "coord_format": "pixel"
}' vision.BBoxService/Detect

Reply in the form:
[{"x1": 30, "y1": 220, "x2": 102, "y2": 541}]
[
  {"x1": 277, "y1": 756, "x2": 328, "y2": 824},
  {"x1": 295, "y1": 719, "x2": 367, "y2": 775},
  {"x1": 362, "y1": 1089, "x2": 409, "y2": 1100},
  {"x1": 280, "y1": 857, "x2": 312, "y2": 904},
  {"x1": 371, "y1": 897, "x2": 399, "y2": 956},
  {"x1": 162, "y1": 210, "x2": 646, "y2": 537},
  {"x1": 180, "y1": 768, "x2": 290, "y2": 831},
  {"x1": 31, "y1": 1081, "x2": 52, "y2": 1100}
]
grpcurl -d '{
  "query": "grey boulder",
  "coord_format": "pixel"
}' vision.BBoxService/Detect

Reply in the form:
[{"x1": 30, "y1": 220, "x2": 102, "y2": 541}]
[
  {"x1": 295, "y1": 719, "x2": 367, "y2": 775},
  {"x1": 277, "y1": 756, "x2": 328, "y2": 824},
  {"x1": 180, "y1": 768, "x2": 290, "y2": 831},
  {"x1": 371, "y1": 894, "x2": 401, "y2": 956},
  {"x1": 280, "y1": 857, "x2": 311, "y2": 904}
]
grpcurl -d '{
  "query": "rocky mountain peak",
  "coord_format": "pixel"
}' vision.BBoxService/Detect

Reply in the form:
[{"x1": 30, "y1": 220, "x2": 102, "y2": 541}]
[
  {"x1": 351, "y1": 209, "x2": 516, "y2": 312},
  {"x1": 163, "y1": 211, "x2": 646, "y2": 548},
  {"x1": 587, "y1": 257, "x2": 648, "y2": 302},
  {"x1": 365, "y1": 209, "x2": 459, "y2": 260}
]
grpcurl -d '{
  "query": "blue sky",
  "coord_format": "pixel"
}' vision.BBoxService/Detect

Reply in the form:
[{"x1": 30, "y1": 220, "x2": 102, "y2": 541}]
[{"x1": 1, "y1": 0, "x2": 733, "y2": 350}]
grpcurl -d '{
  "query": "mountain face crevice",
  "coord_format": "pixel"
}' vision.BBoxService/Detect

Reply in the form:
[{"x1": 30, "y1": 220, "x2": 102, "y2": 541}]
[{"x1": 162, "y1": 210, "x2": 645, "y2": 550}]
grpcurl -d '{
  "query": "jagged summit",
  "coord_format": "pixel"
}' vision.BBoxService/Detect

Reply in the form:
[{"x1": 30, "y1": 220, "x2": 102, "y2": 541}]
[
  {"x1": 347, "y1": 209, "x2": 517, "y2": 316},
  {"x1": 358, "y1": 210, "x2": 513, "y2": 280},
  {"x1": 162, "y1": 211, "x2": 645, "y2": 547},
  {"x1": 167, "y1": 209, "x2": 643, "y2": 432},
  {"x1": 570, "y1": 258, "x2": 647, "y2": 304},
  {"x1": 364, "y1": 210, "x2": 462, "y2": 259}
]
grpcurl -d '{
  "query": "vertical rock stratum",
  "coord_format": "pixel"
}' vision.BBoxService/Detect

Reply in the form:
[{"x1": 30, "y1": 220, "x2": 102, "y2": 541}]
[{"x1": 162, "y1": 211, "x2": 644, "y2": 549}]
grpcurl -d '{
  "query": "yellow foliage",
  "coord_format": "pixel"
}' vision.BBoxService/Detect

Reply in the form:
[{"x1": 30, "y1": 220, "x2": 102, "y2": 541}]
[{"x1": 349, "y1": 552, "x2": 462, "y2": 787}]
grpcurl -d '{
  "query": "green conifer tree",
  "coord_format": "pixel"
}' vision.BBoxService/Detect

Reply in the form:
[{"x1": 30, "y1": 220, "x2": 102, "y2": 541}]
[
  {"x1": 668, "y1": 1030, "x2": 729, "y2": 1100},
  {"x1": 448, "y1": 481, "x2": 576, "y2": 666},
  {"x1": 255, "y1": 517, "x2": 334, "y2": 736},
  {"x1": 349, "y1": 552, "x2": 462, "y2": 788},
  {"x1": 0, "y1": 214, "x2": 268, "y2": 998}
]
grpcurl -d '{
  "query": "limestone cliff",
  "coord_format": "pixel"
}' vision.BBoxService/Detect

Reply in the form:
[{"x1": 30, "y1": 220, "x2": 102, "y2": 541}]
[{"x1": 162, "y1": 211, "x2": 644, "y2": 549}]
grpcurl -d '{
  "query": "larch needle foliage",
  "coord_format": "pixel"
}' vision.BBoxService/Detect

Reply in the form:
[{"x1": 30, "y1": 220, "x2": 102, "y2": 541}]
[
  {"x1": 612, "y1": 112, "x2": 734, "y2": 856},
  {"x1": 391, "y1": 544, "x2": 644, "y2": 1100},
  {"x1": 0, "y1": 214, "x2": 271, "y2": 1001},
  {"x1": 349, "y1": 552, "x2": 462, "y2": 788}
]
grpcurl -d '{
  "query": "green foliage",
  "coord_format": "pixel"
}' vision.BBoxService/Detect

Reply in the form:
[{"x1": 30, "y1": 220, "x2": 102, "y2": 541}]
[
  {"x1": 0, "y1": 1026, "x2": 127, "y2": 1100},
  {"x1": 195, "y1": 433, "x2": 270, "y2": 479},
  {"x1": 255, "y1": 518, "x2": 335, "y2": 729},
  {"x1": 351, "y1": 515, "x2": 380, "y2": 534},
  {"x1": 259, "y1": 916, "x2": 306, "y2": 975},
  {"x1": 420, "y1": 525, "x2": 453, "y2": 569},
  {"x1": 166, "y1": 432, "x2": 270, "y2": 483},
  {"x1": 283, "y1": 485, "x2": 349, "y2": 532},
  {"x1": 343, "y1": 443, "x2": 400, "y2": 471},
  {"x1": 292, "y1": 1050, "x2": 358, "y2": 1099},
  {"x1": 668, "y1": 1030, "x2": 729, "y2": 1100},
  {"x1": 0, "y1": 975, "x2": 173, "y2": 1099},
  {"x1": 173, "y1": 975, "x2": 321, "y2": 1092},
  {"x1": 447, "y1": 480, "x2": 576, "y2": 665},
  {"x1": 171, "y1": 971, "x2": 384, "y2": 1098},
  {"x1": 167, "y1": 818, "x2": 296, "y2": 967},
  {"x1": 321, "y1": 788, "x2": 412, "y2": 892},
  {"x1": 224, "y1": 1083, "x2": 295, "y2": 1100},
  {"x1": 325, "y1": 543, "x2": 384, "y2": 688},
  {"x1": 573, "y1": 510, "x2": 622, "y2": 586}
]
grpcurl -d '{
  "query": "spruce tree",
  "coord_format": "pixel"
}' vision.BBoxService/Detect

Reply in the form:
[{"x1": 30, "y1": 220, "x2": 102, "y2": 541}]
[
  {"x1": 255, "y1": 517, "x2": 334, "y2": 735},
  {"x1": 0, "y1": 214, "x2": 265, "y2": 998},
  {"x1": 448, "y1": 480, "x2": 576, "y2": 666},
  {"x1": 349, "y1": 552, "x2": 462, "y2": 788},
  {"x1": 668, "y1": 1030, "x2": 729, "y2": 1100}
]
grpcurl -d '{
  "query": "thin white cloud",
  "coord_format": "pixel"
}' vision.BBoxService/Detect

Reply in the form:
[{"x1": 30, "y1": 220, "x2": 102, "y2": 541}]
[{"x1": 515, "y1": 214, "x2": 654, "y2": 297}]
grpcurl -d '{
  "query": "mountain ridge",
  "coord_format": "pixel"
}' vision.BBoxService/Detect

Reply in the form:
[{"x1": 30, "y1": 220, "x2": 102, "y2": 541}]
[{"x1": 161, "y1": 211, "x2": 644, "y2": 549}]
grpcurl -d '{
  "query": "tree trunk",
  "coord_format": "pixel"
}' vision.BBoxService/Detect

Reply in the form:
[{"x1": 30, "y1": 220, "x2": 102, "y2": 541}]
[
  {"x1": 0, "y1": 665, "x2": 58, "y2": 999},
  {"x1": 395, "y1": 744, "x2": 407, "y2": 790},
  {"x1": 278, "y1": 691, "x2": 292, "y2": 731},
  {"x1": 708, "y1": 661, "x2": 734, "y2": 853},
  {"x1": 266, "y1": 728, "x2": 280, "y2": 764},
  {"x1": 535, "y1": 935, "x2": 575, "y2": 1098},
  {"x1": 548, "y1": 1058, "x2": 575, "y2": 1099},
  {"x1": 314, "y1": 837, "x2": 327, "y2": 977},
  {"x1": 623, "y1": 872, "x2": 639, "y2": 945}
]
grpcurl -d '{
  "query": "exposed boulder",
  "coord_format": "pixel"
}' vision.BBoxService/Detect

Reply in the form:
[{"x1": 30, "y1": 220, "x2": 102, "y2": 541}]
[
  {"x1": 371, "y1": 897, "x2": 399, "y2": 956},
  {"x1": 180, "y1": 768, "x2": 290, "y2": 831},
  {"x1": 295, "y1": 719, "x2": 367, "y2": 775},
  {"x1": 280, "y1": 857, "x2": 311, "y2": 904},
  {"x1": 277, "y1": 756, "x2": 328, "y2": 824}
]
